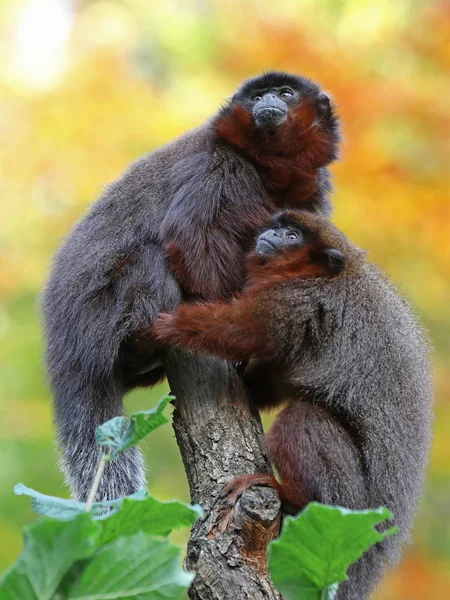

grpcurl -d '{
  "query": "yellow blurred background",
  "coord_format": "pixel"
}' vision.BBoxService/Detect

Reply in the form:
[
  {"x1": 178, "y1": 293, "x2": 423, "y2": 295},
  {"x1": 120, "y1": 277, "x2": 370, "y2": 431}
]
[{"x1": 0, "y1": 0, "x2": 449, "y2": 597}]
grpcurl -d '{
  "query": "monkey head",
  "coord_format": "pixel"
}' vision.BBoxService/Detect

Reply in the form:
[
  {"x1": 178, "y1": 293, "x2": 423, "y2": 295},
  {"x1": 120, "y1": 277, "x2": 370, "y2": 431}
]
[
  {"x1": 235, "y1": 72, "x2": 333, "y2": 130},
  {"x1": 255, "y1": 219, "x2": 306, "y2": 258},
  {"x1": 249, "y1": 210, "x2": 364, "y2": 280},
  {"x1": 215, "y1": 71, "x2": 340, "y2": 169}
]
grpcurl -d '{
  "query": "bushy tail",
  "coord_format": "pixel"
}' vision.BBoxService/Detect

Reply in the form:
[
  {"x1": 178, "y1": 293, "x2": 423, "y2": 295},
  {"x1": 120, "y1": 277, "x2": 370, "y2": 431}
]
[{"x1": 54, "y1": 376, "x2": 145, "y2": 502}]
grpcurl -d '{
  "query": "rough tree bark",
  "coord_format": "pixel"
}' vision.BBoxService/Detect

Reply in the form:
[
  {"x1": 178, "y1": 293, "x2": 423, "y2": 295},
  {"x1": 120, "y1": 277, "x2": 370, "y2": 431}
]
[{"x1": 164, "y1": 349, "x2": 283, "y2": 600}]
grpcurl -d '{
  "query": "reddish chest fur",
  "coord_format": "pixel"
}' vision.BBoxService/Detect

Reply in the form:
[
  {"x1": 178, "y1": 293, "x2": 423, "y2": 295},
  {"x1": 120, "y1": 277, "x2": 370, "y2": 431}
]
[
  {"x1": 215, "y1": 102, "x2": 334, "y2": 204},
  {"x1": 245, "y1": 245, "x2": 331, "y2": 294}
]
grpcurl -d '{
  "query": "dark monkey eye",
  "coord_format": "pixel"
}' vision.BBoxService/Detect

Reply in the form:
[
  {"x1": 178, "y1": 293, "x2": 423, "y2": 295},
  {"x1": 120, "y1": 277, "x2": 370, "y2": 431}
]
[
  {"x1": 287, "y1": 231, "x2": 298, "y2": 239},
  {"x1": 279, "y1": 88, "x2": 294, "y2": 98}
]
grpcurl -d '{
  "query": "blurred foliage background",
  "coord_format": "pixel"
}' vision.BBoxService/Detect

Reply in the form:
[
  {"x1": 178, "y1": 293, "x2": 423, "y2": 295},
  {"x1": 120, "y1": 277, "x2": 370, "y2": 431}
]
[{"x1": 0, "y1": 0, "x2": 449, "y2": 597}]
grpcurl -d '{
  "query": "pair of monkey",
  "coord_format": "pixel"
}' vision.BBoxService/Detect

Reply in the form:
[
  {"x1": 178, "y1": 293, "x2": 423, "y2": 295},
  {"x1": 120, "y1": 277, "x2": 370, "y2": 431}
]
[{"x1": 43, "y1": 72, "x2": 432, "y2": 599}]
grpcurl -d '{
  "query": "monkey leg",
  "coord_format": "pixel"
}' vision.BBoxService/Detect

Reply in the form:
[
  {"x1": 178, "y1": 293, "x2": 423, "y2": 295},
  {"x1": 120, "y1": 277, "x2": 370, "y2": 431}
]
[
  {"x1": 216, "y1": 394, "x2": 368, "y2": 521},
  {"x1": 266, "y1": 399, "x2": 368, "y2": 508},
  {"x1": 267, "y1": 400, "x2": 388, "y2": 600}
]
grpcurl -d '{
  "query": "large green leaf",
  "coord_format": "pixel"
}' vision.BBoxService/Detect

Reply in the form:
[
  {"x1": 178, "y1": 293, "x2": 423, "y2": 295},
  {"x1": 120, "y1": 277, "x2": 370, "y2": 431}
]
[
  {"x1": 95, "y1": 396, "x2": 173, "y2": 458},
  {"x1": 269, "y1": 503, "x2": 398, "y2": 600},
  {"x1": 0, "y1": 514, "x2": 101, "y2": 600},
  {"x1": 14, "y1": 484, "x2": 201, "y2": 536},
  {"x1": 65, "y1": 532, "x2": 194, "y2": 600},
  {"x1": 2, "y1": 492, "x2": 199, "y2": 599},
  {"x1": 100, "y1": 495, "x2": 203, "y2": 545}
]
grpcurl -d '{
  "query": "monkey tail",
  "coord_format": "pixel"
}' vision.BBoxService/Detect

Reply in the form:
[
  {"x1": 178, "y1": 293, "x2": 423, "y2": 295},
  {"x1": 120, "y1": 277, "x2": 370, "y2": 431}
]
[{"x1": 53, "y1": 375, "x2": 146, "y2": 502}]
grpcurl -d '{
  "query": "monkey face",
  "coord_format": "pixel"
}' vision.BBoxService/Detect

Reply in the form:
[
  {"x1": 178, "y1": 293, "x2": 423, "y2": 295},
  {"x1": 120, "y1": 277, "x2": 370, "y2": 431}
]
[
  {"x1": 253, "y1": 211, "x2": 349, "y2": 276},
  {"x1": 231, "y1": 71, "x2": 334, "y2": 132},
  {"x1": 256, "y1": 225, "x2": 304, "y2": 258},
  {"x1": 252, "y1": 91, "x2": 291, "y2": 128},
  {"x1": 215, "y1": 72, "x2": 340, "y2": 177}
]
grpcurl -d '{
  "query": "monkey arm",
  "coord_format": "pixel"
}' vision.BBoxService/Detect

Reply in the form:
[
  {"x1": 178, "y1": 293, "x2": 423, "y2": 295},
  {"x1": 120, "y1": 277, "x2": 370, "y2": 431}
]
[
  {"x1": 155, "y1": 279, "x2": 317, "y2": 362},
  {"x1": 154, "y1": 298, "x2": 272, "y2": 362}
]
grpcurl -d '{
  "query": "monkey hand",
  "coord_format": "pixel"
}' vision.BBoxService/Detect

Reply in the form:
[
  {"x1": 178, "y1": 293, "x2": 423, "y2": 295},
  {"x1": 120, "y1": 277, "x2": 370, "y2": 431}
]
[
  {"x1": 153, "y1": 313, "x2": 178, "y2": 345},
  {"x1": 154, "y1": 306, "x2": 210, "y2": 349}
]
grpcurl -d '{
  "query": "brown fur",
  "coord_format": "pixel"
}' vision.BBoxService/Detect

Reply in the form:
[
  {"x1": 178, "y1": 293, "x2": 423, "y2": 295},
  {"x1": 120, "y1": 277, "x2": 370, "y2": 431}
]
[{"x1": 246, "y1": 244, "x2": 340, "y2": 291}]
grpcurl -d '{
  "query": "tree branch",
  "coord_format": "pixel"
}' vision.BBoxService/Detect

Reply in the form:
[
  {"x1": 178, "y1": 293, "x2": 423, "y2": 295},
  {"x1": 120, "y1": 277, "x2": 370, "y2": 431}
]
[{"x1": 164, "y1": 349, "x2": 283, "y2": 600}]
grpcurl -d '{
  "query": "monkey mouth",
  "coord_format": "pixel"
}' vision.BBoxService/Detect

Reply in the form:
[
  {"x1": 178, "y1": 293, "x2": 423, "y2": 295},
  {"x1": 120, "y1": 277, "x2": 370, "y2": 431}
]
[
  {"x1": 255, "y1": 107, "x2": 285, "y2": 117},
  {"x1": 255, "y1": 107, "x2": 286, "y2": 120},
  {"x1": 256, "y1": 239, "x2": 277, "y2": 257},
  {"x1": 254, "y1": 107, "x2": 287, "y2": 128}
]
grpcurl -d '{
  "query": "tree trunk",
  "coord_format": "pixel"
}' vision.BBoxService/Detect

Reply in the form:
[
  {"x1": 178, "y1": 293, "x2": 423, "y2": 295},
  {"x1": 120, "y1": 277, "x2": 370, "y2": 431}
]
[{"x1": 164, "y1": 349, "x2": 283, "y2": 600}]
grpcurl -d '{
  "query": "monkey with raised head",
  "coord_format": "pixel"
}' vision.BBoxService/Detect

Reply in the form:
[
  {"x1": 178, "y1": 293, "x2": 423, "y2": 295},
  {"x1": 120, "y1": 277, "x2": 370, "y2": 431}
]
[
  {"x1": 154, "y1": 210, "x2": 433, "y2": 600},
  {"x1": 42, "y1": 72, "x2": 340, "y2": 502}
]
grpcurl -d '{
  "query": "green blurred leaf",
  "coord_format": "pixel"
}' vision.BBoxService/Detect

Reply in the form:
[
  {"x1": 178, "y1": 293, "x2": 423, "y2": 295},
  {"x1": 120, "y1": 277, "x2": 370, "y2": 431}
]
[
  {"x1": 95, "y1": 416, "x2": 127, "y2": 453},
  {"x1": 14, "y1": 483, "x2": 87, "y2": 521},
  {"x1": 0, "y1": 514, "x2": 101, "y2": 600},
  {"x1": 14, "y1": 484, "x2": 150, "y2": 520},
  {"x1": 100, "y1": 495, "x2": 203, "y2": 545},
  {"x1": 117, "y1": 396, "x2": 173, "y2": 454},
  {"x1": 63, "y1": 532, "x2": 194, "y2": 600},
  {"x1": 92, "y1": 488, "x2": 150, "y2": 517},
  {"x1": 14, "y1": 484, "x2": 110, "y2": 521},
  {"x1": 95, "y1": 396, "x2": 173, "y2": 458},
  {"x1": 268, "y1": 503, "x2": 398, "y2": 600}
]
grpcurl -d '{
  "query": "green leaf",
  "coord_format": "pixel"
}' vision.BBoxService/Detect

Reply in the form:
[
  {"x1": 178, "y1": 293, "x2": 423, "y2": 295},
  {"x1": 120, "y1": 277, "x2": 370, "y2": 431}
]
[
  {"x1": 14, "y1": 484, "x2": 99, "y2": 520},
  {"x1": 91, "y1": 488, "x2": 150, "y2": 518},
  {"x1": 52, "y1": 560, "x2": 89, "y2": 599},
  {"x1": 268, "y1": 503, "x2": 398, "y2": 600},
  {"x1": 95, "y1": 416, "x2": 127, "y2": 453},
  {"x1": 65, "y1": 532, "x2": 194, "y2": 600},
  {"x1": 100, "y1": 495, "x2": 203, "y2": 545},
  {"x1": 14, "y1": 485, "x2": 150, "y2": 520},
  {"x1": 0, "y1": 514, "x2": 101, "y2": 600},
  {"x1": 117, "y1": 395, "x2": 173, "y2": 455},
  {"x1": 95, "y1": 396, "x2": 173, "y2": 458}
]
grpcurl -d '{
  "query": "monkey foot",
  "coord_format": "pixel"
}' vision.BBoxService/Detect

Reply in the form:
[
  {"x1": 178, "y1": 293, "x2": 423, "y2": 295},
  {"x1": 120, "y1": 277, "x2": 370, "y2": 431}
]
[{"x1": 215, "y1": 473, "x2": 280, "y2": 533}]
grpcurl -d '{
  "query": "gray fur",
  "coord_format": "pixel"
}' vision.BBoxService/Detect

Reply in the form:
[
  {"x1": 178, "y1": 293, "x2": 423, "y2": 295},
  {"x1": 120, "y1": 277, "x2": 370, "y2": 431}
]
[{"x1": 253, "y1": 221, "x2": 433, "y2": 598}]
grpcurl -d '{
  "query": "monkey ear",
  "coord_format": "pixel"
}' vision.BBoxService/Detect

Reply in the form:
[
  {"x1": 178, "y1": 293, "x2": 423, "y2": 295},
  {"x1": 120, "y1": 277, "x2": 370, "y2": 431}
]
[
  {"x1": 316, "y1": 93, "x2": 332, "y2": 121},
  {"x1": 320, "y1": 248, "x2": 346, "y2": 275}
]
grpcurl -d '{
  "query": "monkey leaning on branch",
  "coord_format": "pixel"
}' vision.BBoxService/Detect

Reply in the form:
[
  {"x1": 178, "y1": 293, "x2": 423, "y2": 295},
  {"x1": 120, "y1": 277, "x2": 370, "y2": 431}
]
[
  {"x1": 154, "y1": 210, "x2": 433, "y2": 600},
  {"x1": 42, "y1": 72, "x2": 340, "y2": 502}
]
